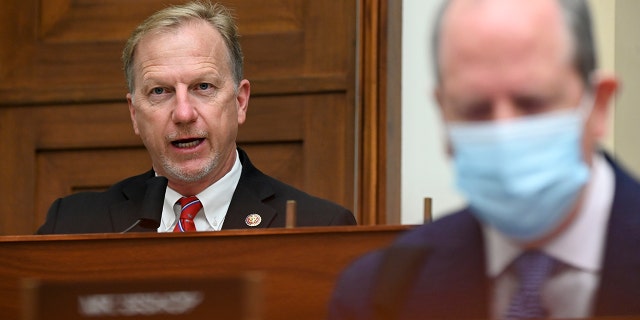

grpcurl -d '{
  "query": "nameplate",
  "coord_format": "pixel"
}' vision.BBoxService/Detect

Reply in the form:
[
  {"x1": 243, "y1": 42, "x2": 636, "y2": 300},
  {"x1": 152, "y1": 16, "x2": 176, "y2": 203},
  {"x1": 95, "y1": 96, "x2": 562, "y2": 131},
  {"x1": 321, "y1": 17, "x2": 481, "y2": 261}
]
[{"x1": 22, "y1": 274, "x2": 262, "y2": 320}]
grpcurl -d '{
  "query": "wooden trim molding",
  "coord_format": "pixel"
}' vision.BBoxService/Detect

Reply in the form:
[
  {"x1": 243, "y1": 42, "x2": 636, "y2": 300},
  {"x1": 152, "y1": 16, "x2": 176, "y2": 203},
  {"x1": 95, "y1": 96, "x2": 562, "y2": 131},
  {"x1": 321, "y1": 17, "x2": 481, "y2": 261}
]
[{"x1": 358, "y1": 0, "x2": 402, "y2": 225}]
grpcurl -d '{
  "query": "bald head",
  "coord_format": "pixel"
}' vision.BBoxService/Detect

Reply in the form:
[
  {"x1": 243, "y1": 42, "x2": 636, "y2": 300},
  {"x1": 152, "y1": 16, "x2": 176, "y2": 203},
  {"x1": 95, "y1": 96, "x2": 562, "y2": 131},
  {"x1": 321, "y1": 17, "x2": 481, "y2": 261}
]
[
  {"x1": 443, "y1": 0, "x2": 571, "y2": 85},
  {"x1": 433, "y1": 0, "x2": 596, "y2": 87}
]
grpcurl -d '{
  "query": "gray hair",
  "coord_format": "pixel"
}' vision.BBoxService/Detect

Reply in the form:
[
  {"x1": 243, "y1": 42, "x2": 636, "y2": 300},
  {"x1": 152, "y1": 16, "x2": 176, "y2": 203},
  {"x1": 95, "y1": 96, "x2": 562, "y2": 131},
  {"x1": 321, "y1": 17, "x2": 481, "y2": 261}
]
[
  {"x1": 122, "y1": 1, "x2": 244, "y2": 93},
  {"x1": 432, "y1": 0, "x2": 597, "y2": 87}
]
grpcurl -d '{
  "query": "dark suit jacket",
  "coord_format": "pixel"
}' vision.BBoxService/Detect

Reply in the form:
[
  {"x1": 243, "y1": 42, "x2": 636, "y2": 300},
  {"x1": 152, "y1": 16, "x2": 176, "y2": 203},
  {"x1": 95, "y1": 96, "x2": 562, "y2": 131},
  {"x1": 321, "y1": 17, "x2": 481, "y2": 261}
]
[
  {"x1": 329, "y1": 156, "x2": 640, "y2": 319},
  {"x1": 37, "y1": 148, "x2": 356, "y2": 234}
]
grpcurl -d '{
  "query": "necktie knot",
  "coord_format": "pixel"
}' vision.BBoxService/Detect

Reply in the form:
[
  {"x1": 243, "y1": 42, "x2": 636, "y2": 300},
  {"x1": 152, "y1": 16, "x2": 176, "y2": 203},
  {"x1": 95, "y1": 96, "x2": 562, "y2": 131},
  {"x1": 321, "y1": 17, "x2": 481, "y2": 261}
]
[
  {"x1": 513, "y1": 250, "x2": 557, "y2": 289},
  {"x1": 505, "y1": 250, "x2": 558, "y2": 320},
  {"x1": 174, "y1": 196, "x2": 202, "y2": 232}
]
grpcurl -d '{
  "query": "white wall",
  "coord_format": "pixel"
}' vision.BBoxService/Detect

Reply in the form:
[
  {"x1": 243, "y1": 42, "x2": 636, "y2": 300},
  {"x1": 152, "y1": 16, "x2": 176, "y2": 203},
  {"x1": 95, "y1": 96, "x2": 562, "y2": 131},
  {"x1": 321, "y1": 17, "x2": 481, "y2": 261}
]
[
  {"x1": 401, "y1": 0, "x2": 464, "y2": 224},
  {"x1": 588, "y1": 0, "x2": 616, "y2": 151}
]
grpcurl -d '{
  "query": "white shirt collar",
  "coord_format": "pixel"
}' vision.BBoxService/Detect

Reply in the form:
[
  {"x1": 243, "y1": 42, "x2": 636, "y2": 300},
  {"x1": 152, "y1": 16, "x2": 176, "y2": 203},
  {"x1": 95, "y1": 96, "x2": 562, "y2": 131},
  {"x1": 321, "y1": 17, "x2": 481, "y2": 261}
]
[
  {"x1": 158, "y1": 149, "x2": 243, "y2": 232},
  {"x1": 485, "y1": 153, "x2": 614, "y2": 276}
]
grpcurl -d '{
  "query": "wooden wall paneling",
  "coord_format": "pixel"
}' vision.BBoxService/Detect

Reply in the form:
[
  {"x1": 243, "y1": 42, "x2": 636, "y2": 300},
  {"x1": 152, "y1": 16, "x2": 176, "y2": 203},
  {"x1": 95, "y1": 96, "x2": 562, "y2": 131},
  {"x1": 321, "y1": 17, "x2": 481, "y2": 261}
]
[
  {"x1": 0, "y1": 0, "x2": 358, "y2": 110},
  {"x1": 236, "y1": 95, "x2": 305, "y2": 144},
  {"x1": 238, "y1": 0, "x2": 358, "y2": 212},
  {"x1": 237, "y1": 94, "x2": 306, "y2": 192},
  {"x1": 0, "y1": 108, "x2": 38, "y2": 235},
  {"x1": 0, "y1": 0, "x2": 327, "y2": 103},
  {"x1": 0, "y1": 0, "x2": 180, "y2": 105},
  {"x1": 304, "y1": 1, "x2": 356, "y2": 73},
  {"x1": 238, "y1": 1, "x2": 357, "y2": 220},
  {"x1": 238, "y1": 143, "x2": 304, "y2": 191},
  {"x1": 303, "y1": 93, "x2": 355, "y2": 209},
  {"x1": 0, "y1": 0, "x2": 35, "y2": 100},
  {"x1": 33, "y1": 104, "x2": 139, "y2": 149},
  {"x1": 236, "y1": 0, "x2": 358, "y2": 214},
  {"x1": 232, "y1": 0, "x2": 305, "y2": 79},
  {"x1": 29, "y1": 103, "x2": 146, "y2": 233},
  {"x1": 0, "y1": 0, "x2": 360, "y2": 234},
  {"x1": 35, "y1": 148, "x2": 151, "y2": 231},
  {"x1": 238, "y1": 93, "x2": 354, "y2": 211}
]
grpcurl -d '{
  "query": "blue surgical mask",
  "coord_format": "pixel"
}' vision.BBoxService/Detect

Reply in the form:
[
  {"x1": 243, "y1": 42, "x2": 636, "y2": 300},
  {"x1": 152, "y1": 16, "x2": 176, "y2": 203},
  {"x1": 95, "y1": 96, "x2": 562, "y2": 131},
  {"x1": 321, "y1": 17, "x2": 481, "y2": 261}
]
[{"x1": 447, "y1": 97, "x2": 592, "y2": 241}]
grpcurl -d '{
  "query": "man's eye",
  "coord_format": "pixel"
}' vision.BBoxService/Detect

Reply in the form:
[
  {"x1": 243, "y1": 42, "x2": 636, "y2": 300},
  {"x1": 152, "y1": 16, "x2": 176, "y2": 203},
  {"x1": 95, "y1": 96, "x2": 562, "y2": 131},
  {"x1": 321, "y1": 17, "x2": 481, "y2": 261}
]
[
  {"x1": 151, "y1": 87, "x2": 165, "y2": 95},
  {"x1": 197, "y1": 83, "x2": 212, "y2": 90},
  {"x1": 515, "y1": 97, "x2": 548, "y2": 114},
  {"x1": 459, "y1": 102, "x2": 493, "y2": 121}
]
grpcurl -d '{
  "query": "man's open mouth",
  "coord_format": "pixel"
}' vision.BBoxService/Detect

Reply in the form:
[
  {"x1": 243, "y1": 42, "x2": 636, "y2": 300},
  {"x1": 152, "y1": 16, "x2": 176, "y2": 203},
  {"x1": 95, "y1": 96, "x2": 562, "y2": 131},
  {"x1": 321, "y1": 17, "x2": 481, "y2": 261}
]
[{"x1": 171, "y1": 138, "x2": 204, "y2": 148}]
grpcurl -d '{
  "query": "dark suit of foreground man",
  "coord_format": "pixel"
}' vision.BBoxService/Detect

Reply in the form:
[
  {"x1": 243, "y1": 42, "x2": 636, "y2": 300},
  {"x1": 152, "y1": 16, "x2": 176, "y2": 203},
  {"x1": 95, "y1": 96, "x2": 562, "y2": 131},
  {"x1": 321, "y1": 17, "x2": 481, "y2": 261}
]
[
  {"x1": 330, "y1": 0, "x2": 640, "y2": 319},
  {"x1": 38, "y1": 1, "x2": 355, "y2": 234}
]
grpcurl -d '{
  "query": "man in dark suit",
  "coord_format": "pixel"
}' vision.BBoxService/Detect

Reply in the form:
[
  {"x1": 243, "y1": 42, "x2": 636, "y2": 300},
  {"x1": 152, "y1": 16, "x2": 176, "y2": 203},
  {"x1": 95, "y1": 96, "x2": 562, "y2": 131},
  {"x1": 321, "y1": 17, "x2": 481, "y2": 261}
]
[
  {"x1": 37, "y1": 1, "x2": 355, "y2": 234},
  {"x1": 330, "y1": 0, "x2": 640, "y2": 319}
]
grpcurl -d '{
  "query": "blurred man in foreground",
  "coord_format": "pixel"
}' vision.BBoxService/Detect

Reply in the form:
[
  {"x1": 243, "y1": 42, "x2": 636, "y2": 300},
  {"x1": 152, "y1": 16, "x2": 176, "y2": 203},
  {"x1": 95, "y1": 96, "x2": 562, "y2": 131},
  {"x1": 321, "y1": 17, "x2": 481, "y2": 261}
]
[{"x1": 330, "y1": 0, "x2": 640, "y2": 319}]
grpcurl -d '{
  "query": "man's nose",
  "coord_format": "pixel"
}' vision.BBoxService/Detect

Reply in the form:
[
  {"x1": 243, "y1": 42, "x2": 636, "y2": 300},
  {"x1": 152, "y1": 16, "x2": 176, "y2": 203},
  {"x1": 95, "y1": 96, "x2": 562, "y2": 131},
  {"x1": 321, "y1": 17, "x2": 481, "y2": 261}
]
[
  {"x1": 493, "y1": 100, "x2": 519, "y2": 120},
  {"x1": 172, "y1": 89, "x2": 198, "y2": 123}
]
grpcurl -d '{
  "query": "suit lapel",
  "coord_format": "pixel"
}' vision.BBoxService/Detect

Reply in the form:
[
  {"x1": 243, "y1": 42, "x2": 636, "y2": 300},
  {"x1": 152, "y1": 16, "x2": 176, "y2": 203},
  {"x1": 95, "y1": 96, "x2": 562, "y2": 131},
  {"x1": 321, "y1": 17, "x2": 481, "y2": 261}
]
[
  {"x1": 399, "y1": 211, "x2": 490, "y2": 318},
  {"x1": 108, "y1": 170, "x2": 157, "y2": 233},
  {"x1": 594, "y1": 158, "x2": 640, "y2": 315},
  {"x1": 221, "y1": 148, "x2": 277, "y2": 229},
  {"x1": 223, "y1": 183, "x2": 277, "y2": 229},
  {"x1": 435, "y1": 211, "x2": 489, "y2": 318}
]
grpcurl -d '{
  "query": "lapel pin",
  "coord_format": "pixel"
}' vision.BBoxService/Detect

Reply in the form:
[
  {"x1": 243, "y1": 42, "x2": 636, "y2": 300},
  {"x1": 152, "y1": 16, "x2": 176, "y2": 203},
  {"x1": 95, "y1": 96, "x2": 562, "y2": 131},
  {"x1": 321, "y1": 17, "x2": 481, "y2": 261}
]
[{"x1": 245, "y1": 213, "x2": 262, "y2": 227}]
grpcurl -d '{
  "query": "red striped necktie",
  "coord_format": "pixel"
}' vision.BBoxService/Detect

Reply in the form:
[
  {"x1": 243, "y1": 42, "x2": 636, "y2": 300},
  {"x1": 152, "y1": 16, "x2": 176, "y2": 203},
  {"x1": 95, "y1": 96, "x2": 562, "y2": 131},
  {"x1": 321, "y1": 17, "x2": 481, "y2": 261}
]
[{"x1": 173, "y1": 196, "x2": 202, "y2": 232}]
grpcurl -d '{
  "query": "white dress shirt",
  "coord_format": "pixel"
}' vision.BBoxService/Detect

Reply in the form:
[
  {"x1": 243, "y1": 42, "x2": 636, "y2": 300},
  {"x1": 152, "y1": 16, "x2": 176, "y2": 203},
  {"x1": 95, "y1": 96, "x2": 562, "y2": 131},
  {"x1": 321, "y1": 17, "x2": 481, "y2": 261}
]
[
  {"x1": 157, "y1": 150, "x2": 243, "y2": 232},
  {"x1": 485, "y1": 153, "x2": 614, "y2": 319}
]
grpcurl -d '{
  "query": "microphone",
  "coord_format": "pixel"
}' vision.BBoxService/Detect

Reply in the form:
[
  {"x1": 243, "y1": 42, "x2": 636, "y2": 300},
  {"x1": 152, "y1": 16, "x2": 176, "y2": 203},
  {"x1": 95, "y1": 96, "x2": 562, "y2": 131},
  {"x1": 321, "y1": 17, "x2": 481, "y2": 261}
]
[{"x1": 121, "y1": 176, "x2": 168, "y2": 233}]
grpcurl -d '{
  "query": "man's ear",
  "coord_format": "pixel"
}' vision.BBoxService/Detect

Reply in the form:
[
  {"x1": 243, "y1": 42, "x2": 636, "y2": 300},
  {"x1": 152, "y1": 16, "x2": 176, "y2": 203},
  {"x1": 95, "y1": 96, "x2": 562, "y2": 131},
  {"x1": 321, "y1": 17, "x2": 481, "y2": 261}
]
[
  {"x1": 589, "y1": 72, "x2": 619, "y2": 139},
  {"x1": 127, "y1": 93, "x2": 140, "y2": 135},
  {"x1": 236, "y1": 79, "x2": 250, "y2": 125},
  {"x1": 434, "y1": 86, "x2": 451, "y2": 121},
  {"x1": 434, "y1": 86, "x2": 453, "y2": 157},
  {"x1": 434, "y1": 87, "x2": 445, "y2": 112}
]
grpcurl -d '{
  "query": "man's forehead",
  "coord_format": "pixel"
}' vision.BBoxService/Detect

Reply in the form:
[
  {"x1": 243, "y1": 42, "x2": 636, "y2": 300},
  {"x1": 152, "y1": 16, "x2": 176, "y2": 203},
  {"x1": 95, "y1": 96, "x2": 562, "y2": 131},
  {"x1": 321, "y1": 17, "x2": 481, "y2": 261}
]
[
  {"x1": 136, "y1": 21, "x2": 221, "y2": 55},
  {"x1": 438, "y1": 0, "x2": 573, "y2": 82},
  {"x1": 441, "y1": 0, "x2": 566, "y2": 50},
  {"x1": 444, "y1": 0, "x2": 561, "y2": 18},
  {"x1": 133, "y1": 21, "x2": 231, "y2": 76}
]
